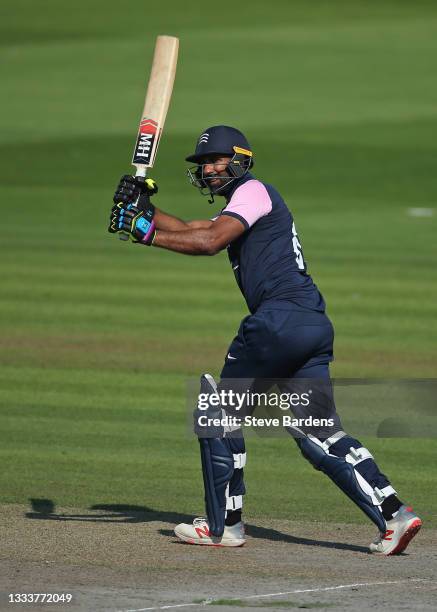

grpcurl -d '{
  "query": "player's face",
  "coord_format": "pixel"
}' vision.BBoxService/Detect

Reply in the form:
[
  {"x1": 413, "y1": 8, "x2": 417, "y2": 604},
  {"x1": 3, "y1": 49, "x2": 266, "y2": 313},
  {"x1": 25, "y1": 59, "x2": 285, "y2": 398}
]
[{"x1": 200, "y1": 155, "x2": 232, "y2": 189}]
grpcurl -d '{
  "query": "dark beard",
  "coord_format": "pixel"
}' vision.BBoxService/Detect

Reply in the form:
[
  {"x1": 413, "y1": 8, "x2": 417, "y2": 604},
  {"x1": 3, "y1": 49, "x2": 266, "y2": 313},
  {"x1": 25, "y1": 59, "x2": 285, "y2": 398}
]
[{"x1": 206, "y1": 174, "x2": 234, "y2": 195}]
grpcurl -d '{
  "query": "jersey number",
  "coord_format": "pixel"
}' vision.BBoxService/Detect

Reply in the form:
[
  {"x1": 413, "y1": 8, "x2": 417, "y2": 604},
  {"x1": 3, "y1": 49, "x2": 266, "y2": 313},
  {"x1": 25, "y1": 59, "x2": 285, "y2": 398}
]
[{"x1": 292, "y1": 222, "x2": 305, "y2": 270}]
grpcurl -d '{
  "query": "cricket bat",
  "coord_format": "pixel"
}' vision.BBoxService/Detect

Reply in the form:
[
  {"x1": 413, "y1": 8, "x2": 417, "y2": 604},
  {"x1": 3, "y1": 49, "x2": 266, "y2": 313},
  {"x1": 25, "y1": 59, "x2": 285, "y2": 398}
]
[{"x1": 119, "y1": 35, "x2": 179, "y2": 240}]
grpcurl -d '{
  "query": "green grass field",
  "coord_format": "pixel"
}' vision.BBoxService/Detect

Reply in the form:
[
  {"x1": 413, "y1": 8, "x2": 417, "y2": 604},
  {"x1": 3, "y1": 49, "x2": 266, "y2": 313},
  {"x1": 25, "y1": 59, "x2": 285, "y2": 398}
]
[{"x1": 1, "y1": 0, "x2": 436, "y2": 528}]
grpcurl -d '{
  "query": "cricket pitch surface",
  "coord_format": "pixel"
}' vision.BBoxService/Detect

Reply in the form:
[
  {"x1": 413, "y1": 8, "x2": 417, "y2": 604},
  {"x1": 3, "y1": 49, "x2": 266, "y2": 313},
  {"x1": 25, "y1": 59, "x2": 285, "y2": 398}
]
[{"x1": 1, "y1": 503, "x2": 435, "y2": 611}]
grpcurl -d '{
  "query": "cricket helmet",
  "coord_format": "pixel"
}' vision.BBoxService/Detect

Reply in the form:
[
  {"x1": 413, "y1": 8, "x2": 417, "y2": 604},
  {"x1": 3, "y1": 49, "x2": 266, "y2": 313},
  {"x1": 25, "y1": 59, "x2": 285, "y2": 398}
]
[{"x1": 186, "y1": 125, "x2": 253, "y2": 201}]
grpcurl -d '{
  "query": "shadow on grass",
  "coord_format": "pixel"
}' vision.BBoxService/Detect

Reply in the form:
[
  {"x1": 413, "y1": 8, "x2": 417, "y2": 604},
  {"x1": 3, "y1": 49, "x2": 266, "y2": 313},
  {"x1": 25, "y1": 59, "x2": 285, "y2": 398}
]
[
  {"x1": 26, "y1": 498, "x2": 192, "y2": 525},
  {"x1": 26, "y1": 498, "x2": 369, "y2": 553}
]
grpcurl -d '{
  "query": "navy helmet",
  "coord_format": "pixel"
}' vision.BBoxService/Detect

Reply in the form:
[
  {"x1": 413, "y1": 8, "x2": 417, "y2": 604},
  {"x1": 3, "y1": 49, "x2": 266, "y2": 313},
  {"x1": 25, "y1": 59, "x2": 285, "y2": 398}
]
[{"x1": 186, "y1": 125, "x2": 253, "y2": 201}]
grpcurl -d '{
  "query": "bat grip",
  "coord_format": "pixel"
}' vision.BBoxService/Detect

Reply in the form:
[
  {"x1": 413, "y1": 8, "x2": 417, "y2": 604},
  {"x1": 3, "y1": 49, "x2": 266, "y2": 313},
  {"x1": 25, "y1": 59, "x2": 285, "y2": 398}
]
[{"x1": 118, "y1": 170, "x2": 147, "y2": 241}]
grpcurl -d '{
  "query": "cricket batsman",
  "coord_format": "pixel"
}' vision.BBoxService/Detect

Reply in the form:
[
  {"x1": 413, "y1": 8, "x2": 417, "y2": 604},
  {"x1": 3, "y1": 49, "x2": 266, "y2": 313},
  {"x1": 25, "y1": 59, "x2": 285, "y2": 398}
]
[{"x1": 108, "y1": 125, "x2": 422, "y2": 554}]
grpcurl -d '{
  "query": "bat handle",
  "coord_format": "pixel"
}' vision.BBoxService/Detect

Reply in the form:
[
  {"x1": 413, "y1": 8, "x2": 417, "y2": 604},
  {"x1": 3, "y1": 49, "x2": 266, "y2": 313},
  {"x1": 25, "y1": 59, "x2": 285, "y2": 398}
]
[{"x1": 118, "y1": 168, "x2": 147, "y2": 241}]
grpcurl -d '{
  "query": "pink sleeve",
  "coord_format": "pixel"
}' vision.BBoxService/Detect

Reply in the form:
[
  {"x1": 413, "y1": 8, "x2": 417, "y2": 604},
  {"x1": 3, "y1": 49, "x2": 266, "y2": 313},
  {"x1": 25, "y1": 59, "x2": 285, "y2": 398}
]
[{"x1": 221, "y1": 180, "x2": 272, "y2": 229}]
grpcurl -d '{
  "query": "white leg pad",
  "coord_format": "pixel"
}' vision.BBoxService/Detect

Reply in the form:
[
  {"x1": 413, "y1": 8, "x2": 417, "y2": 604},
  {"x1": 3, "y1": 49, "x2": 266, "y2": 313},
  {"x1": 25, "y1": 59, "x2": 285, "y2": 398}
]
[
  {"x1": 345, "y1": 446, "x2": 374, "y2": 466},
  {"x1": 233, "y1": 452, "x2": 246, "y2": 469},
  {"x1": 320, "y1": 430, "x2": 348, "y2": 451},
  {"x1": 374, "y1": 485, "x2": 397, "y2": 504},
  {"x1": 355, "y1": 472, "x2": 397, "y2": 506},
  {"x1": 225, "y1": 484, "x2": 243, "y2": 511}
]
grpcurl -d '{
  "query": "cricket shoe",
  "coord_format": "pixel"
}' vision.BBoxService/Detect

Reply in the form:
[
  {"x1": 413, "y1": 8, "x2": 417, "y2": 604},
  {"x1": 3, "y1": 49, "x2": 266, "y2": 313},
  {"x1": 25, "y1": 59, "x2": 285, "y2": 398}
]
[
  {"x1": 174, "y1": 517, "x2": 245, "y2": 547},
  {"x1": 369, "y1": 505, "x2": 422, "y2": 555}
]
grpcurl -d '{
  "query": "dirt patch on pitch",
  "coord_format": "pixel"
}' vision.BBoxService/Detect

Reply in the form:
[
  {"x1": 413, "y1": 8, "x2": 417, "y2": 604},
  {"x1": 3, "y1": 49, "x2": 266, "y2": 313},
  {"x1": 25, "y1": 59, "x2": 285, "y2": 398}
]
[{"x1": 1, "y1": 503, "x2": 436, "y2": 611}]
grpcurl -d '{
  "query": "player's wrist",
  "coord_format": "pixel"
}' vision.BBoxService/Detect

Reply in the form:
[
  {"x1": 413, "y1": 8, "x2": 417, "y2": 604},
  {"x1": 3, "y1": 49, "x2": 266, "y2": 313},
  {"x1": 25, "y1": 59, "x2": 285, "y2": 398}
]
[
  {"x1": 134, "y1": 220, "x2": 156, "y2": 246},
  {"x1": 130, "y1": 204, "x2": 156, "y2": 243}
]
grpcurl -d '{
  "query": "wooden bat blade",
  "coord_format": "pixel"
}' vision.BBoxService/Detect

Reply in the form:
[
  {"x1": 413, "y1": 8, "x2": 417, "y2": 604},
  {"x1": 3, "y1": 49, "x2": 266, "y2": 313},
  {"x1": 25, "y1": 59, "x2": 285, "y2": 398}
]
[{"x1": 132, "y1": 35, "x2": 179, "y2": 174}]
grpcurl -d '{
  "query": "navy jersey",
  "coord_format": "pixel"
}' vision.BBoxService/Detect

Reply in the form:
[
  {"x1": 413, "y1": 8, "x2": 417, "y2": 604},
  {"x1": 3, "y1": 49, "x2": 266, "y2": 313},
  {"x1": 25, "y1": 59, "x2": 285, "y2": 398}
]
[{"x1": 218, "y1": 174, "x2": 326, "y2": 314}]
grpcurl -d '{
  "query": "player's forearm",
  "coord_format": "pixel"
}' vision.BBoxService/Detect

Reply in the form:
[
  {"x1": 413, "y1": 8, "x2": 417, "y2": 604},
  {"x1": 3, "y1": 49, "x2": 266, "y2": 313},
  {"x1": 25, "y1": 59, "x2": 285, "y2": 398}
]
[
  {"x1": 154, "y1": 209, "x2": 213, "y2": 231},
  {"x1": 153, "y1": 228, "x2": 221, "y2": 256},
  {"x1": 154, "y1": 208, "x2": 189, "y2": 231}
]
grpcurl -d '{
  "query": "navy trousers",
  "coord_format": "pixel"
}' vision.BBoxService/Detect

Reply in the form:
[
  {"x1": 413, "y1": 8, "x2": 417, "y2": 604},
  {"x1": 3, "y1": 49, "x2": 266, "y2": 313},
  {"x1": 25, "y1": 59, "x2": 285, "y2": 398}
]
[{"x1": 218, "y1": 302, "x2": 391, "y2": 509}]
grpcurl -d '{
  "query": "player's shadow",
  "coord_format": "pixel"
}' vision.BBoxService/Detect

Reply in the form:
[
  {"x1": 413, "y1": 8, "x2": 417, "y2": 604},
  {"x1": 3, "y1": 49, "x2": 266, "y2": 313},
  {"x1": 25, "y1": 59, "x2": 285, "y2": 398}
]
[
  {"x1": 25, "y1": 498, "x2": 192, "y2": 525},
  {"x1": 246, "y1": 523, "x2": 369, "y2": 553},
  {"x1": 159, "y1": 524, "x2": 369, "y2": 553},
  {"x1": 27, "y1": 498, "x2": 369, "y2": 553}
]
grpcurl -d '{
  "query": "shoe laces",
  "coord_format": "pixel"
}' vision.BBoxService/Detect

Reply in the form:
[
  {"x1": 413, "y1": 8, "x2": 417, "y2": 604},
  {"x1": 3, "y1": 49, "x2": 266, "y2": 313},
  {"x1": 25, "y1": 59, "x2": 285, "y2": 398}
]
[
  {"x1": 373, "y1": 531, "x2": 385, "y2": 545},
  {"x1": 193, "y1": 517, "x2": 208, "y2": 526}
]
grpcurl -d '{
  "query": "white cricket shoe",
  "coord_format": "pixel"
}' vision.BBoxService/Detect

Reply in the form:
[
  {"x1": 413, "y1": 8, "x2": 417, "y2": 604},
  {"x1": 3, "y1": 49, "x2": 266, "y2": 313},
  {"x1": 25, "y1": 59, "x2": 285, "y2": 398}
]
[
  {"x1": 174, "y1": 517, "x2": 245, "y2": 547},
  {"x1": 369, "y1": 505, "x2": 422, "y2": 555}
]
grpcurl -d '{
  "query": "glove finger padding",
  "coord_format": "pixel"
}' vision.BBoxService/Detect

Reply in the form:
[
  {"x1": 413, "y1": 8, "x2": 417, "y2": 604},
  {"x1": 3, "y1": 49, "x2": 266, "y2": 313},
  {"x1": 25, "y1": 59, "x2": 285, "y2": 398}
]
[
  {"x1": 113, "y1": 175, "x2": 140, "y2": 204},
  {"x1": 109, "y1": 176, "x2": 157, "y2": 239},
  {"x1": 113, "y1": 189, "x2": 138, "y2": 204},
  {"x1": 108, "y1": 202, "x2": 135, "y2": 233},
  {"x1": 117, "y1": 175, "x2": 138, "y2": 192},
  {"x1": 110, "y1": 202, "x2": 124, "y2": 215},
  {"x1": 123, "y1": 204, "x2": 140, "y2": 216},
  {"x1": 108, "y1": 221, "x2": 117, "y2": 233},
  {"x1": 117, "y1": 174, "x2": 158, "y2": 193},
  {"x1": 113, "y1": 174, "x2": 158, "y2": 202},
  {"x1": 114, "y1": 187, "x2": 137, "y2": 202},
  {"x1": 108, "y1": 213, "x2": 121, "y2": 233}
]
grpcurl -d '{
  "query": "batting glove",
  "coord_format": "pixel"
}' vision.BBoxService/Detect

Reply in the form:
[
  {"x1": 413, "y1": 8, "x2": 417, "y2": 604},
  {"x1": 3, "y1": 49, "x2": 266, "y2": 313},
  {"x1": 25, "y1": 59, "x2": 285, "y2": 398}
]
[
  {"x1": 108, "y1": 198, "x2": 156, "y2": 245},
  {"x1": 109, "y1": 175, "x2": 158, "y2": 244},
  {"x1": 113, "y1": 175, "x2": 158, "y2": 205}
]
